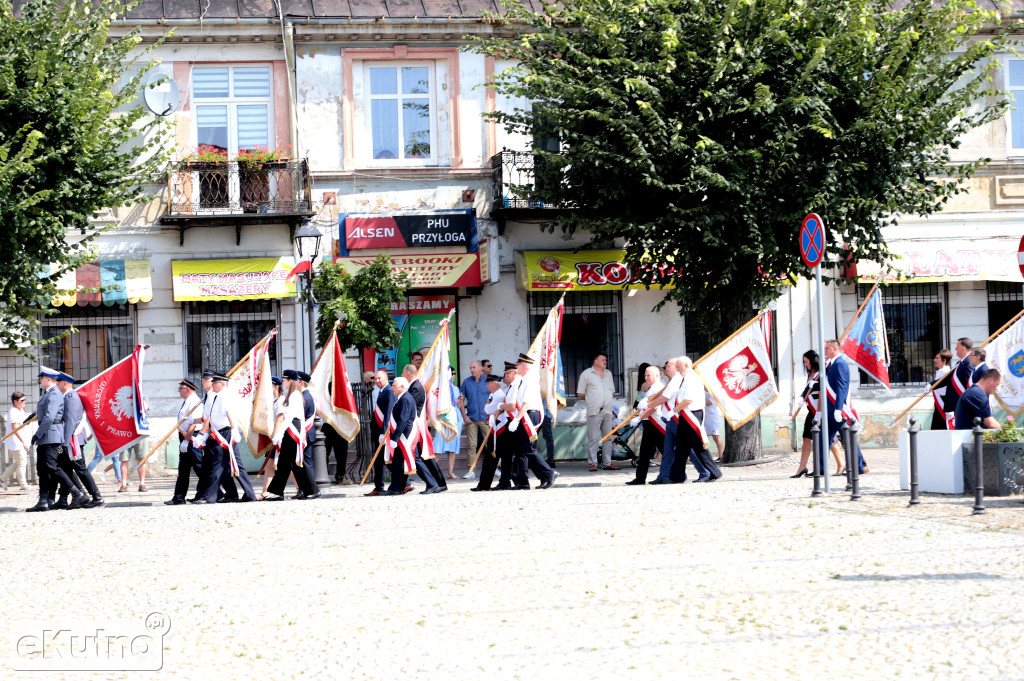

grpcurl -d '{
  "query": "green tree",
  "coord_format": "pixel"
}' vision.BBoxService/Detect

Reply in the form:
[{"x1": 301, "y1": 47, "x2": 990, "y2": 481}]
[
  {"x1": 475, "y1": 0, "x2": 1016, "y2": 460},
  {"x1": 313, "y1": 255, "x2": 410, "y2": 351},
  {"x1": 0, "y1": 0, "x2": 169, "y2": 352}
]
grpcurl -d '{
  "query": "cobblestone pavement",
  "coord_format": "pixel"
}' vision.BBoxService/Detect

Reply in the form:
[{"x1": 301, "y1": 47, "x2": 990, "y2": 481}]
[{"x1": 2, "y1": 451, "x2": 1022, "y2": 680}]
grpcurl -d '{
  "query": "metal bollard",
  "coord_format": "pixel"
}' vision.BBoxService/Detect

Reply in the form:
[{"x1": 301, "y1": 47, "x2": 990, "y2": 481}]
[
  {"x1": 842, "y1": 422, "x2": 853, "y2": 492},
  {"x1": 849, "y1": 423, "x2": 861, "y2": 501},
  {"x1": 811, "y1": 420, "x2": 822, "y2": 497},
  {"x1": 908, "y1": 417, "x2": 920, "y2": 506},
  {"x1": 972, "y1": 417, "x2": 986, "y2": 515}
]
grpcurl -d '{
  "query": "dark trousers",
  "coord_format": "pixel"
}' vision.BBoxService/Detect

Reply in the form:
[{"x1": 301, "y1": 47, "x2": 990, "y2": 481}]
[
  {"x1": 513, "y1": 411, "x2": 554, "y2": 488},
  {"x1": 197, "y1": 437, "x2": 227, "y2": 502},
  {"x1": 387, "y1": 448, "x2": 408, "y2": 492},
  {"x1": 415, "y1": 451, "x2": 441, "y2": 489},
  {"x1": 371, "y1": 443, "x2": 386, "y2": 490},
  {"x1": 36, "y1": 443, "x2": 74, "y2": 500},
  {"x1": 674, "y1": 410, "x2": 720, "y2": 480},
  {"x1": 301, "y1": 437, "x2": 320, "y2": 494},
  {"x1": 654, "y1": 420, "x2": 683, "y2": 482},
  {"x1": 268, "y1": 437, "x2": 317, "y2": 497},
  {"x1": 540, "y1": 416, "x2": 556, "y2": 465},
  {"x1": 69, "y1": 456, "x2": 99, "y2": 499},
  {"x1": 635, "y1": 423, "x2": 664, "y2": 482},
  {"x1": 828, "y1": 421, "x2": 868, "y2": 472},
  {"x1": 324, "y1": 425, "x2": 348, "y2": 481},
  {"x1": 478, "y1": 431, "x2": 512, "y2": 489},
  {"x1": 930, "y1": 404, "x2": 947, "y2": 430},
  {"x1": 173, "y1": 437, "x2": 203, "y2": 502},
  {"x1": 53, "y1": 448, "x2": 85, "y2": 501}
]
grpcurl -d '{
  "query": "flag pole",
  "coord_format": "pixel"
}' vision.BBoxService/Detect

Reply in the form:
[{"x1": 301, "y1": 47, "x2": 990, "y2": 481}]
[
  {"x1": 359, "y1": 439, "x2": 386, "y2": 485},
  {"x1": 838, "y1": 277, "x2": 882, "y2": 344},
  {"x1": 600, "y1": 383, "x2": 667, "y2": 444},
  {"x1": 891, "y1": 306, "x2": 1024, "y2": 426},
  {"x1": 692, "y1": 313, "x2": 764, "y2": 370},
  {"x1": 466, "y1": 436, "x2": 489, "y2": 474}
]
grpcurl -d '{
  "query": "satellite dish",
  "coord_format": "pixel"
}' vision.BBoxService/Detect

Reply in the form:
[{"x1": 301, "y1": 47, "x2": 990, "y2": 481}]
[{"x1": 143, "y1": 74, "x2": 180, "y2": 117}]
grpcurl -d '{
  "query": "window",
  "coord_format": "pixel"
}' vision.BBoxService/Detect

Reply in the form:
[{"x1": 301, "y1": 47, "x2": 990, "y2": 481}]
[
  {"x1": 183, "y1": 301, "x2": 279, "y2": 386},
  {"x1": 858, "y1": 283, "x2": 944, "y2": 386},
  {"x1": 987, "y1": 281, "x2": 1023, "y2": 335},
  {"x1": 39, "y1": 305, "x2": 135, "y2": 383},
  {"x1": 1009, "y1": 60, "x2": 1024, "y2": 152},
  {"x1": 192, "y1": 65, "x2": 272, "y2": 155},
  {"x1": 364, "y1": 63, "x2": 436, "y2": 164},
  {"x1": 529, "y1": 291, "x2": 623, "y2": 397}
]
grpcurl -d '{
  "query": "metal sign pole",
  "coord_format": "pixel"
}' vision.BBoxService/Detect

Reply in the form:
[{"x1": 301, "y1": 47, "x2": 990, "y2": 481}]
[{"x1": 815, "y1": 259, "x2": 831, "y2": 495}]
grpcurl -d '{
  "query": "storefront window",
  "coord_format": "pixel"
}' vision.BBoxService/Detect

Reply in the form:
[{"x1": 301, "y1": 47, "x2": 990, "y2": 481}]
[
  {"x1": 987, "y1": 281, "x2": 1023, "y2": 335},
  {"x1": 530, "y1": 291, "x2": 623, "y2": 397},
  {"x1": 859, "y1": 283, "x2": 943, "y2": 386},
  {"x1": 39, "y1": 305, "x2": 135, "y2": 382},
  {"x1": 183, "y1": 301, "x2": 279, "y2": 385}
]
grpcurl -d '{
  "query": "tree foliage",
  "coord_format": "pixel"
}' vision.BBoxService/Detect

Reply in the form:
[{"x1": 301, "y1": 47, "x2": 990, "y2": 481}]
[
  {"x1": 475, "y1": 0, "x2": 1015, "y2": 328},
  {"x1": 313, "y1": 255, "x2": 410, "y2": 351},
  {"x1": 0, "y1": 0, "x2": 169, "y2": 352}
]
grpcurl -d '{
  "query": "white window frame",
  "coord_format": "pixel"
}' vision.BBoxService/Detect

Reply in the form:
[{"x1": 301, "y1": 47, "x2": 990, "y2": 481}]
[
  {"x1": 190, "y1": 64, "x2": 275, "y2": 157},
  {"x1": 359, "y1": 61, "x2": 439, "y2": 167},
  {"x1": 1006, "y1": 58, "x2": 1024, "y2": 156}
]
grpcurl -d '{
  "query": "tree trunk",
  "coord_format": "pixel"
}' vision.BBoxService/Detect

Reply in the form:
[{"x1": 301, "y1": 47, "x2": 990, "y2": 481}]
[{"x1": 722, "y1": 418, "x2": 761, "y2": 463}]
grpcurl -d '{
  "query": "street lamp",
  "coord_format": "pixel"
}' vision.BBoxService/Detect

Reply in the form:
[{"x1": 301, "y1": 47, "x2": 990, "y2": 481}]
[{"x1": 293, "y1": 220, "x2": 329, "y2": 486}]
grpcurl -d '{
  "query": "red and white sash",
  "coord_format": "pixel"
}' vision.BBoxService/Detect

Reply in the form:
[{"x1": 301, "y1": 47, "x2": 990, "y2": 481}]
[
  {"x1": 209, "y1": 427, "x2": 241, "y2": 476},
  {"x1": 68, "y1": 421, "x2": 88, "y2": 460},
  {"x1": 952, "y1": 360, "x2": 969, "y2": 397},
  {"x1": 678, "y1": 408, "x2": 709, "y2": 448},
  {"x1": 646, "y1": 411, "x2": 667, "y2": 435},
  {"x1": 275, "y1": 418, "x2": 306, "y2": 466},
  {"x1": 802, "y1": 376, "x2": 819, "y2": 415}
]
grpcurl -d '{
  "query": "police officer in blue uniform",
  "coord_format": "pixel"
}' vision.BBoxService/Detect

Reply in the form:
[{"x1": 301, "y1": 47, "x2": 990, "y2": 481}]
[
  {"x1": 56, "y1": 372, "x2": 102, "y2": 508},
  {"x1": 27, "y1": 368, "x2": 85, "y2": 512}
]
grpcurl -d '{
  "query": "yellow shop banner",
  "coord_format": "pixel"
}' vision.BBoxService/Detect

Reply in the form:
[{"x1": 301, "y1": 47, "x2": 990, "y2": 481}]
[
  {"x1": 172, "y1": 258, "x2": 297, "y2": 301},
  {"x1": 516, "y1": 250, "x2": 674, "y2": 291}
]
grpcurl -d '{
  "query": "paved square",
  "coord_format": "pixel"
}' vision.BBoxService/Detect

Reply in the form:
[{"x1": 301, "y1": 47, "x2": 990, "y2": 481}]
[{"x1": 2, "y1": 461, "x2": 1022, "y2": 680}]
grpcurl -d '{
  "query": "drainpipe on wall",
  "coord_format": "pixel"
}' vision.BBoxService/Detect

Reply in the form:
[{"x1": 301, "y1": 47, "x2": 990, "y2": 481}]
[{"x1": 282, "y1": 21, "x2": 300, "y2": 154}]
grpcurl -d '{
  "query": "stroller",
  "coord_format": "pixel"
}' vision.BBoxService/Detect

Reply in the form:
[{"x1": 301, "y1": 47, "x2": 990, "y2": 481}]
[{"x1": 610, "y1": 419, "x2": 641, "y2": 467}]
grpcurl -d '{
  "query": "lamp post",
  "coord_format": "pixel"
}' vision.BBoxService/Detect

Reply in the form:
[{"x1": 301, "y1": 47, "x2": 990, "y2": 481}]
[{"x1": 294, "y1": 220, "x2": 329, "y2": 486}]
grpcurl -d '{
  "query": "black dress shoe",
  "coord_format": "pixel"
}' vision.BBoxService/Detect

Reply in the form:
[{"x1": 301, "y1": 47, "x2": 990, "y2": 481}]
[
  {"x1": 382, "y1": 490, "x2": 403, "y2": 495},
  {"x1": 420, "y1": 486, "x2": 440, "y2": 494},
  {"x1": 85, "y1": 498, "x2": 105, "y2": 508},
  {"x1": 539, "y1": 471, "x2": 560, "y2": 489},
  {"x1": 305, "y1": 491, "x2": 322, "y2": 499},
  {"x1": 217, "y1": 498, "x2": 238, "y2": 504},
  {"x1": 164, "y1": 499, "x2": 186, "y2": 506},
  {"x1": 470, "y1": 486, "x2": 489, "y2": 492},
  {"x1": 292, "y1": 492, "x2": 307, "y2": 500},
  {"x1": 706, "y1": 475, "x2": 721, "y2": 482},
  {"x1": 512, "y1": 485, "x2": 530, "y2": 490},
  {"x1": 26, "y1": 501, "x2": 50, "y2": 512},
  {"x1": 649, "y1": 479, "x2": 670, "y2": 485},
  {"x1": 67, "y1": 489, "x2": 89, "y2": 510},
  {"x1": 51, "y1": 499, "x2": 69, "y2": 510},
  {"x1": 189, "y1": 498, "x2": 209, "y2": 504},
  {"x1": 431, "y1": 487, "x2": 447, "y2": 494},
  {"x1": 625, "y1": 479, "x2": 645, "y2": 486},
  {"x1": 790, "y1": 469, "x2": 808, "y2": 479},
  {"x1": 262, "y1": 495, "x2": 284, "y2": 501}
]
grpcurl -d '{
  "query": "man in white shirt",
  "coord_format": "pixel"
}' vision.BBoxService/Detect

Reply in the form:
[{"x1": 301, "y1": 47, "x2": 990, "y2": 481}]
[
  {"x1": 640, "y1": 358, "x2": 685, "y2": 484},
  {"x1": 577, "y1": 352, "x2": 620, "y2": 472},
  {"x1": 504, "y1": 353, "x2": 558, "y2": 490},
  {"x1": 192, "y1": 371, "x2": 256, "y2": 503},
  {"x1": 673, "y1": 358, "x2": 721, "y2": 482},
  {"x1": 166, "y1": 378, "x2": 203, "y2": 505},
  {"x1": 472, "y1": 374, "x2": 512, "y2": 491}
]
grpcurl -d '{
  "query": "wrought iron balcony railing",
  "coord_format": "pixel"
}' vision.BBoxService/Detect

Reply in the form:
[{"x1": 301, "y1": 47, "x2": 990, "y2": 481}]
[
  {"x1": 489, "y1": 150, "x2": 574, "y2": 216},
  {"x1": 166, "y1": 159, "x2": 313, "y2": 218}
]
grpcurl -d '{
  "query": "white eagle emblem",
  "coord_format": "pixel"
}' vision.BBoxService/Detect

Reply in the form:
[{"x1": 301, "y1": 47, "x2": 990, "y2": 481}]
[
  {"x1": 722, "y1": 356, "x2": 762, "y2": 394},
  {"x1": 109, "y1": 386, "x2": 135, "y2": 421}
]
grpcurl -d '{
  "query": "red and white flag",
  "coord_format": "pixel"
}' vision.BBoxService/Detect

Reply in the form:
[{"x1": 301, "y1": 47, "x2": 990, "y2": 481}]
[
  {"x1": 249, "y1": 344, "x2": 276, "y2": 457},
  {"x1": 76, "y1": 344, "x2": 150, "y2": 459},
  {"x1": 527, "y1": 296, "x2": 566, "y2": 419},
  {"x1": 693, "y1": 311, "x2": 779, "y2": 429},
  {"x1": 286, "y1": 258, "x2": 312, "y2": 283},
  {"x1": 309, "y1": 328, "x2": 360, "y2": 441},
  {"x1": 415, "y1": 309, "x2": 458, "y2": 444},
  {"x1": 228, "y1": 329, "x2": 277, "y2": 449}
]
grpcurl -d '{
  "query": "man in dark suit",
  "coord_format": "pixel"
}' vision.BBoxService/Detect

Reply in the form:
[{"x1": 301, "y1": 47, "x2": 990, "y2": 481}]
[
  {"x1": 943, "y1": 337, "x2": 974, "y2": 428},
  {"x1": 27, "y1": 368, "x2": 85, "y2": 512},
  {"x1": 968, "y1": 347, "x2": 991, "y2": 385},
  {"x1": 824, "y1": 340, "x2": 867, "y2": 474},
  {"x1": 383, "y1": 377, "x2": 416, "y2": 495},
  {"x1": 366, "y1": 370, "x2": 394, "y2": 496},
  {"x1": 401, "y1": 364, "x2": 445, "y2": 493}
]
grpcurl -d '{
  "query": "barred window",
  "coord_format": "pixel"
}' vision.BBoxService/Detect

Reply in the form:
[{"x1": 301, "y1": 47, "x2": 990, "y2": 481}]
[
  {"x1": 858, "y1": 283, "x2": 944, "y2": 386},
  {"x1": 39, "y1": 305, "x2": 135, "y2": 383},
  {"x1": 684, "y1": 311, "x2": 779, "y2": 380},
  {"x1": 529, "y1": 291, "x2": 623, "y2": 397},
  {"x1": 183, "y1": 301, "x2": 279, "y2": 386},
  {"x1": 987, "y1": 282, "x2": 1023, "y2": 336}
]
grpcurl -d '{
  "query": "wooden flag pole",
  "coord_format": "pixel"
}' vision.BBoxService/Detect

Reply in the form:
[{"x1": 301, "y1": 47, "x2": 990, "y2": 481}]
[
  {"x1": 2, "y1": 414, "x2": 36, "y2": 441},
  {"x1": 466, "y1": 436, "x2": 489, "y2": 474},
  {"x1": 890, "y1": 307, "x2": 1024, "y2": 425},
  {"x1": 359, "y1": 439, "x2": 386, "y2": 485},
  {"x1": 600, "y1": 383, "x2": 667, "y2": 443},
  {"x1": 838, "y1": 277, "x2": 882, "y2": 344}
]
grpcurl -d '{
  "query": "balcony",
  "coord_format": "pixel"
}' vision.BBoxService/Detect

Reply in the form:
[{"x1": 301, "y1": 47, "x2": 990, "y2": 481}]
[
  {"x1": 161, "y1": 159, "x2": 315, "y2": 244},
  {"x1": 489, "y1": 151, "x2": 572, "y2": 232}
]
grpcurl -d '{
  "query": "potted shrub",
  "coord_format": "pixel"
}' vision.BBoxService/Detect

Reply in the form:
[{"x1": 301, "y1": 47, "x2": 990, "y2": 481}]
[
  {"x1": 237, "y1": 145, "x2": 290, "y2": 213},
  {"x1": 962, "y1": 416, "x2": 1024, "y2": 496},
  {"x1": 179, "y1": 145, "x2": 229, "y2": 208}
]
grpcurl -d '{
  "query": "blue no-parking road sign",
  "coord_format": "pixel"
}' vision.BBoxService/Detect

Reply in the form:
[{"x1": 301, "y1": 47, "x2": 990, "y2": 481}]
[{"x1": 800, "y1": 213, "x2": 824, "y2": 268}]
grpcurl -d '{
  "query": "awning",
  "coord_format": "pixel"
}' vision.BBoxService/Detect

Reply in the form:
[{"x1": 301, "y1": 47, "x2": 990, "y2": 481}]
[
  {"x1": 171, "y1": 257, "x2": 298, "y2": 301},
  {"x1": 516, "y1": 250, "x2": 674, "y2": 291},
  {"x1": 856, "y1": 239, "x2": 1021, "y2": 283},
  {"x1": 331, "y1": 253, "x2": 482, "y2": 289},
  {"x1": 51, "y1": 260, "x2": 153, "y2": 306}
]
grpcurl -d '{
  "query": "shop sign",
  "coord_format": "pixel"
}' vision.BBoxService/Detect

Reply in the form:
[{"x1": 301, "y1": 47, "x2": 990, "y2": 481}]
[
  {"x1": 332, "y1": 253, "x2": 482, "y2": 289},
  {"x1": 373, "y1": 295, "x2": 458, "y2": 379},
  {"x1": 343, "y1": 212, "x2": 474, "y2": 249},
  {"x1": 479, "y1": 239, "x2": 492, "y2": 285},
  {"x1": 171, "y1": 258, "x2": 297, "y2": 301},
  {"x1": 517, "y1": 250, "x2": 674, "y2": 291},
  {"x1": 857, "y1": 240, "x2": 1020, "y2": 283}
]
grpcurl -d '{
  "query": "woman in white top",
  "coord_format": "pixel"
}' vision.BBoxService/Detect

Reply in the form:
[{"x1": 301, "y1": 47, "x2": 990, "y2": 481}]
[
  {"x1": 931, "y1": 349, "x2": 953, "y2": 431},
  {"x1": 258, "y1": 377, "x2": 285, "y2": 500},
  {"x1": 2, "y1": 392, "x2": 35, "y2": 490},
  {"x1": 263, "y1": 379, "x2": 313, "y2": 501}
]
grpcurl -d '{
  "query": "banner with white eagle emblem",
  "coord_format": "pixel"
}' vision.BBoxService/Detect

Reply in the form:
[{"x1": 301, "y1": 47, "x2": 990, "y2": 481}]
[
  {"x1": 983, "y1": 312, "x2": 1024, "y2": 418},
  {"x1": 75, "y1": 344, "x2": 150, "y2": 459},
  {"x1": 693, "y1": 311, "x2": 779, "y2": 429}
]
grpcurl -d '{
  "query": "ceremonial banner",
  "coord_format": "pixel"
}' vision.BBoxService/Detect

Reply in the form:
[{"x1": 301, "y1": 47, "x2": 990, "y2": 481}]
[
  {"x1": 227, "y1": 330, "x2": 277, "y2": 447},
  {"x1": 527, "y1": 297, "x2": 567, "y2": 418},
  {"x1": 984, "y1": 314, "x2": 1024, "y2": 417},
  {"x1": 249, "y1": 347, "x2": 276, "y2": 456},
  {"x1": 76, "y1": 345, "x2": 150, "y2": 458},
  {"x1": 693, "y1": 312, "x2": 779, "y2": 429},
  {"x1": 416, "y1": 309, "x2": 458, "y2": 443},
  {"x1": 171, "y1": 258, "x2": 297, "y2": 301},
  {"x1": 840, "y1": 288, "x2": 891, "y2": 389},
  {"x1": 309, "y1": 330, "x2": 360, "y2": 441}
]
